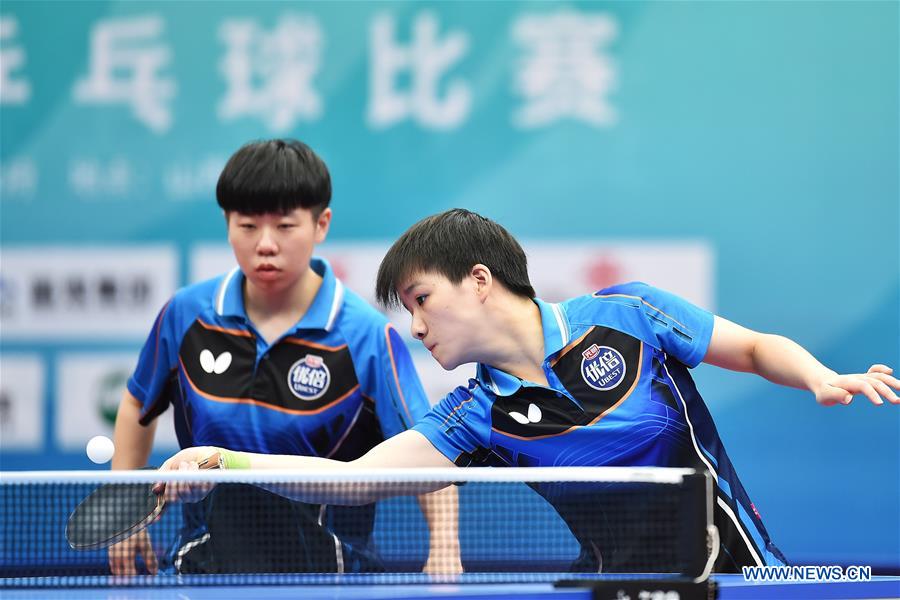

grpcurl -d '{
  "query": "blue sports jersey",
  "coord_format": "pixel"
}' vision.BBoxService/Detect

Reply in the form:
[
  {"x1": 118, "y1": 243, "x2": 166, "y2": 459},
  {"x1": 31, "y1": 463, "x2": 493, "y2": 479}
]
[
  {"x1": 414, "y1": 282, "x2": 787, "y2": 573},
  {"x1": 128, "y1": 257, "x2": 430, "y2": 571}
]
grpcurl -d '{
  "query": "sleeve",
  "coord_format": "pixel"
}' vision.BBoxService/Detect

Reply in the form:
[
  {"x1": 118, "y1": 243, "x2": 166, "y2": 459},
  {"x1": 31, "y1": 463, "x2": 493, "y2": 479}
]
[
  {"x1": 126, "y1": 298, "x2": 180, "y2": 424},
  {"x1": 368, "y1": 323, "x2": 431, "y2": 438},
  {"x1": 412, "y1": 384, "x2": 493, "y2": 466},
  {"x1": 599, "y1": 282, "x2": 714, "y2": 368}
]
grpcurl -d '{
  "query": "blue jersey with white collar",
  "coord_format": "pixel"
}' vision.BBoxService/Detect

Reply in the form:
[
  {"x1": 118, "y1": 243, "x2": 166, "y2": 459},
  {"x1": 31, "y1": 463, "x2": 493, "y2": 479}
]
[
  {"x1": 414, "y1": 282, "x2": 786, "y2": 573},
  {"x1": 128, "y1": 257, "x2": 429, "y2": 570}
]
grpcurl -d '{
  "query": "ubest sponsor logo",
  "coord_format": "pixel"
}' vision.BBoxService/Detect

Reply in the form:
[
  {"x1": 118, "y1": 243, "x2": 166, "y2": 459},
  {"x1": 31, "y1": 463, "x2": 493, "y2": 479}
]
[
  {"x1": 580, "y1": 344, "x2": 626, "y2": 391},
  {"x1": 742, "y1": 565, "x2": 872, "y2": 582},
  {"x1": 0, "y1": 247, "x2": 177, "y2": 340},
  {"x1": 287, "y1": 354, "x2": 331, "y2": 400}
]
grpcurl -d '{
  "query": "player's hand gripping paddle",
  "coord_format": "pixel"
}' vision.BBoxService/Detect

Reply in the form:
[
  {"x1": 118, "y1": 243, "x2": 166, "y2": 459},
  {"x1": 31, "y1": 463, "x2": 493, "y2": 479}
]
[{"x1": 66, "y1": 453, "x2": 221, "y2": 550}]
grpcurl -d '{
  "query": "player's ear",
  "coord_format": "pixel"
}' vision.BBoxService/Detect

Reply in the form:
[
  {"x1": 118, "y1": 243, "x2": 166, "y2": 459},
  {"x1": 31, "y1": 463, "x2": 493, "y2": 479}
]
[
  {"x1": 314, "y1": 207, "x2": 332, "y2": 243},
  {"x1": 470, "y1": 264, "x2": 492, "y2": 301}
]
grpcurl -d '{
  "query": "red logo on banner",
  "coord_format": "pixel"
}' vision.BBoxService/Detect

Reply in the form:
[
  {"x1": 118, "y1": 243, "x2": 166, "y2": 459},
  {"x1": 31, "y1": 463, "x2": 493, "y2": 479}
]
[
  {"x1": 328, "y1": 257, "x2": 349, "y2": 281},
  {"x1": 586, "y1": 255, "x2": 623, "y2": 291}
]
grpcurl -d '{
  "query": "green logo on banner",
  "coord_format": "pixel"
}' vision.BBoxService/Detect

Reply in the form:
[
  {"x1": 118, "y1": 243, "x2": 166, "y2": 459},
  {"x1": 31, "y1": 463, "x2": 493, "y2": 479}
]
[{"x1": 96, "y1": 370, "x2": 129, "y2": 426}]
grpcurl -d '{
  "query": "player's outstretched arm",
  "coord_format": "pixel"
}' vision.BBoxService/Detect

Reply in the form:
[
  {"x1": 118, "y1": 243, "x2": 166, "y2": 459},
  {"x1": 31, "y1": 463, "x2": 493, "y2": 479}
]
[
  {"x1": 159, "y1": 430, "x2": 456, "y2": 504},
  {"x1": 160, "y1": 429, "x2": 453, "y2": 471},
  {"x1": 703, "y1": 315, "x2": 900, "y2": 406}
]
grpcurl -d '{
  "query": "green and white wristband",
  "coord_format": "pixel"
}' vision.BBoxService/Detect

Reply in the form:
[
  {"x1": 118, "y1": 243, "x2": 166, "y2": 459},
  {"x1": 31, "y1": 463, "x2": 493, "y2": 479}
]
[{"x1": 217, "y1": 448, "x2": 251, "y2": 470}]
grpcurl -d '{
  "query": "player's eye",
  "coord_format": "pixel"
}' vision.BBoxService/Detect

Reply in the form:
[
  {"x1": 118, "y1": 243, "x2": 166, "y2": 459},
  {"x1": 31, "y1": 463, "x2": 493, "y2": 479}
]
[
  {"x1": 239, "y1": 223, "x2": 256, "y2": 230},
  {"x1": 278, "y1": 223, "x2": 296, "y2": 230},
  {"x1": 415, "y1": 295, "x2": 427, "y2": 306}
]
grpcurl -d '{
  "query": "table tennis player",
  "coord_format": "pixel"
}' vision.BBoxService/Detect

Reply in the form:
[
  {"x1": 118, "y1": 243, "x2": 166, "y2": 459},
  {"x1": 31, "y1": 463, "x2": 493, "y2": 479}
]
[
  {"x1": 110, "y1": 141, "x2": 461, "y2": 576},
  {"x1": 162, "y1": 208, "x2": 899, "y2": 573}
]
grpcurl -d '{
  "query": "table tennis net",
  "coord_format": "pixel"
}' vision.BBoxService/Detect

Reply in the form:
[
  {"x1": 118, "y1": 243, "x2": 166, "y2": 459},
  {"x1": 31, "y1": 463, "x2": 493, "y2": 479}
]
[{"x1": 1, "y1": 467, "x2": 713, "y2": 587}]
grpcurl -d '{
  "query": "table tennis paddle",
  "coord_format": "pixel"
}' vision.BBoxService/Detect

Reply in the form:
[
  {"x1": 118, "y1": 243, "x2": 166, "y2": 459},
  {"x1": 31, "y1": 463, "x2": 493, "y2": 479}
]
[{"x1": 66, "y1": 453, "x2": 221, "y2": 550}]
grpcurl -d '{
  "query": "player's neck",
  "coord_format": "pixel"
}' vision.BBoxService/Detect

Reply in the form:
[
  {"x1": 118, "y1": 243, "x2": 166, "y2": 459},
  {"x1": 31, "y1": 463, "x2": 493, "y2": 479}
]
[
  {"x1": 243, "y1": 268, "x2": 323, "y2": 342},
  {"x1": 481, "y1": 295, "x2": 548, "y2": 386}
]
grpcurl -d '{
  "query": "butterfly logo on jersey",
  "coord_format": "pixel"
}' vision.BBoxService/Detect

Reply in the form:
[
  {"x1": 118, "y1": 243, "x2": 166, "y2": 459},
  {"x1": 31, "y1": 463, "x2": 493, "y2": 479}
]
[
  {"x1": 508, "y1": 403, "x2": 542, "y2": 425},
  {"x1": 287, "y1": 354, "x2": 331, "y2": 401},
  {"x1": 199, "y1": 349, "x2": 232, "y2": 374},
  {"x1": 580, "y1": 344, "x2": 626, "y2": 391}
]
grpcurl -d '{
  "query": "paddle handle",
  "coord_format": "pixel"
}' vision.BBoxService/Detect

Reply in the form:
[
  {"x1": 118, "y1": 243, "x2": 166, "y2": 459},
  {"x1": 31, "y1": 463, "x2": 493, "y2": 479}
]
[{"x1": 197, "y1": 452, "x2": 222, "y2": 470}]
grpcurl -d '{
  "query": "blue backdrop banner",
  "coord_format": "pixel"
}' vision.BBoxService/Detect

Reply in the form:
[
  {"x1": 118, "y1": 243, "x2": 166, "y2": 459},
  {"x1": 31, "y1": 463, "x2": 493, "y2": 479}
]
[{"x1": 1, "y1": 1, "x2": 897, "y2": 567}]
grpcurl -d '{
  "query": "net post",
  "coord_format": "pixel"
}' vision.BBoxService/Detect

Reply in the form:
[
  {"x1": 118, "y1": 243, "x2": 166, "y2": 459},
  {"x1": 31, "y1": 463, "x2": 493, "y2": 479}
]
[{"x1": 682, "y1": 469, "x2": 715, "y2": 580}]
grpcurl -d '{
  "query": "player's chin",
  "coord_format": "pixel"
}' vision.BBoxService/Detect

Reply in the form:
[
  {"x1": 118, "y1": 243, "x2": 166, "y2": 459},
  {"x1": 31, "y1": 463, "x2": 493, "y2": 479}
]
[{"x1": 434, "y1": 353, "x2": 461, "y2": 371}]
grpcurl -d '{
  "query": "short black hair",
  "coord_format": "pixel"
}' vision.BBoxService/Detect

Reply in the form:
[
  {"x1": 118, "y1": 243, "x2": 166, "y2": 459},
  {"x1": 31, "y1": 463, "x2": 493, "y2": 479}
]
[
  {"x1": 376, "y1": 209, "x2": 536, "y2": 309},
  {"x1": 216, "y1": 139, "x2": 331, "y2": 216}
]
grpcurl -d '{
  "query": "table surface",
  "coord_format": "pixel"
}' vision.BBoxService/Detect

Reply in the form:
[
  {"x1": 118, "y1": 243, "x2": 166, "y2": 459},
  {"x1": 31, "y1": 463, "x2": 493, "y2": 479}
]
[{"x1": 2, "y1": 573, "x2": 899, "y2": 600}]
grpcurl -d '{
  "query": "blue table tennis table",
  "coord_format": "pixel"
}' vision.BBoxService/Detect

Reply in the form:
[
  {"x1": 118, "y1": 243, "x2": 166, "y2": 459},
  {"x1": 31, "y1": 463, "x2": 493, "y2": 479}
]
[{"x1": 3, "y1": 573, "x2": 899, "y2": 600}]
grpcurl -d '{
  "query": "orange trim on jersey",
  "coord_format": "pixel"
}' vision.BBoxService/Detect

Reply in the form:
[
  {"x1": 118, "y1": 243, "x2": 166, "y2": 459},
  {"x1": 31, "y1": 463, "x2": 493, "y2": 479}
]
[
  {"x1": 549, "y1": 327, "x2": 595, "y2": 368},
  {"x1": 178, "y1": 357, "x2": 360, "y2": 416},
  {"x1": 196, "y1": 319, "x2": 254, "y2": 338},
  {"x1": 592, "y1": 292, "x2": 691, "y2": 333},
  {"x1": 492, "y1": 343, "x2": 644, "y2": 442},
  {"x1": 384, "y1": 324, "x2": 414, "y2": 425},
  {"x1": 281, "y1": 337, "x2": 348, "y2": 352},
  {"x1": 440, "y1": 393, "x2": 477, "y2": 428}
]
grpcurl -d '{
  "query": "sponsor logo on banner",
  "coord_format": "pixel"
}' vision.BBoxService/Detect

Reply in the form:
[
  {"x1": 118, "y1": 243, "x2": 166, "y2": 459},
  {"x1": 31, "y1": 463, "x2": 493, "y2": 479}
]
[
  {"x1": 526, "y1": 242, "x2": 715, "y2": 310},
  {"x1": 580, "y1": 344, "x2": 626, "y2": 391},
  {"x1": 0, "y1": 247, "x2": 177, "y2": 340},
  {"x1": 0, "y1": 355, "x2": 45, "y2": 451},
  {"x1": 56, "y1": 353, "x2": 179, "y2": 451},
  {"x1": 97, "y1": 369, "x2": 130, "y2": 426},
  {"x1": 287, "y1": 354, "x2": 331, "y2": 400}
]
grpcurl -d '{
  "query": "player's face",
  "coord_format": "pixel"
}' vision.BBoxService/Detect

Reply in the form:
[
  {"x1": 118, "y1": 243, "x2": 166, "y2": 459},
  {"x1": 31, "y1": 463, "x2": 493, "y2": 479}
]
[
  {"x1": 399, "y1": 271, "x2": 484, "y2": 370},
  {"x1": 227, "y1": 207, "x2": 331, "y2": 294}
]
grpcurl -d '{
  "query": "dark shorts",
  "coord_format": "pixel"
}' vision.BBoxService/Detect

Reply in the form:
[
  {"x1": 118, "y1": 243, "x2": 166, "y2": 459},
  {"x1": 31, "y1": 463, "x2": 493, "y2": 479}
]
[{"x1": 176, "y1": 484, "x2": 383, "y2": 574}]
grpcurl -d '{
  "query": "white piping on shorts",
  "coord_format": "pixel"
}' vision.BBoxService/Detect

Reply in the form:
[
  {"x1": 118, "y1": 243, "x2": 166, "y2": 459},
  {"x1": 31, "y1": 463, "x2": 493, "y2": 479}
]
[
  {"x1": 174, "y1": 532, "x2": 210, "y2": 573},
  {"x1": 664, "y1": 359, "x2": 763, "y2": 567},
  {"x1": 318, "y1": 504, "x2": 344, "y2": 573}
]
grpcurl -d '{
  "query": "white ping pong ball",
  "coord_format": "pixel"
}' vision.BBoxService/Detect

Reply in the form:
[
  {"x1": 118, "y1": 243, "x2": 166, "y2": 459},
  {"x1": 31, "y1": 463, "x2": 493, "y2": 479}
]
[{"x1": 86, "y1": 435, "x2": 115, "y2": 464}]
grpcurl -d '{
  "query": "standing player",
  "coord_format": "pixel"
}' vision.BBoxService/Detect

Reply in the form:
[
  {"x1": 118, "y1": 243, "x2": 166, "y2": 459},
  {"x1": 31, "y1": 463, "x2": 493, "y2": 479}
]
[
  {"x1": 162, "y1": 208, "x2": 899, "y2": 573},
  {"x1": 111, "y1": 140, "x2": 460, "y2": 575}
]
